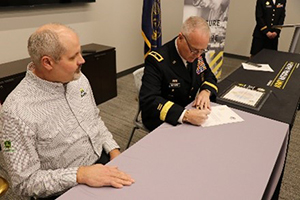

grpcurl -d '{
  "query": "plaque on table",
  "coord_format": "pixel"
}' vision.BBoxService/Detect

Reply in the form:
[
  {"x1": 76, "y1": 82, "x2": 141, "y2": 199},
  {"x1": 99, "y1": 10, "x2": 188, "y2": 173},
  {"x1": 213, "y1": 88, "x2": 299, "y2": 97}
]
[{"x1": 217, "y1": 82, "x2": 272, "y2": 111}]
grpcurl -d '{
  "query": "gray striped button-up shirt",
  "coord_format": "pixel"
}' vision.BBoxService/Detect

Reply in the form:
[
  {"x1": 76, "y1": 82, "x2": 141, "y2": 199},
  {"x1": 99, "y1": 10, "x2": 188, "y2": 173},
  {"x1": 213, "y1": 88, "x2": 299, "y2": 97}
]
[{"x1": 0, "y1": 63, "x2": 119, "y2": 198}]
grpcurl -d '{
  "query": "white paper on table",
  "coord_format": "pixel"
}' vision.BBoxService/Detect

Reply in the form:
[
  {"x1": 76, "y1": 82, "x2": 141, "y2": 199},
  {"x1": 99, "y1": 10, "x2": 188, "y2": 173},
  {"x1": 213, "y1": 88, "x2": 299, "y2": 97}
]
[
  {"x1": 202, "y1": 105, "x2": 244, "y2": 127},
  {"x1": 242, "y1": 63, "x2": 274, "y2": 72}
]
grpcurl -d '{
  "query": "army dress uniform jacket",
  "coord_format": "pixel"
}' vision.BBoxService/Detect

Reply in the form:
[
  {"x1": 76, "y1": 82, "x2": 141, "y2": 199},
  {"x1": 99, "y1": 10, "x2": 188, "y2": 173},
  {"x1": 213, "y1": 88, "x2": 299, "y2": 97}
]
[
  {"x1": 140, "y1": 38, "x2": 218, "y2": 131},
  {"x1": 253, "y1": 0, "x2": 286, "y2": 38}
]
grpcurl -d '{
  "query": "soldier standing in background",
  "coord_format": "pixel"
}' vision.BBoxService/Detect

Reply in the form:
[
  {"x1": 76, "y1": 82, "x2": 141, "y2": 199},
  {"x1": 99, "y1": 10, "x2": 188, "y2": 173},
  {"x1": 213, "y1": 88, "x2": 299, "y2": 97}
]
[{"x1": 250, "y1": 0, "x2": 286, "y2": 56}]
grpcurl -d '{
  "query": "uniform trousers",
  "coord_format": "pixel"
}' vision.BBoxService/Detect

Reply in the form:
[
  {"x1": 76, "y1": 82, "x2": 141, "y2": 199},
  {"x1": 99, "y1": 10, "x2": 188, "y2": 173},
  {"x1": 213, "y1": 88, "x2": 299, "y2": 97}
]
[{"x1": 250, "y1": 36, "x2": 279, "y2": 55}]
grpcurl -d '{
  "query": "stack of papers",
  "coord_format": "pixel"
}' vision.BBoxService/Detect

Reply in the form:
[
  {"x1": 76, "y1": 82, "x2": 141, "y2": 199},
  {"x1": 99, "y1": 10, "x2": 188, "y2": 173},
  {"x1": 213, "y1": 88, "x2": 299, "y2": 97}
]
[
  {"x1": 242, "y1": 62, "x2": 274, "y2": 72},
  {"x1": 202, "y1": 105, "x2": 244, "y2": 127}
]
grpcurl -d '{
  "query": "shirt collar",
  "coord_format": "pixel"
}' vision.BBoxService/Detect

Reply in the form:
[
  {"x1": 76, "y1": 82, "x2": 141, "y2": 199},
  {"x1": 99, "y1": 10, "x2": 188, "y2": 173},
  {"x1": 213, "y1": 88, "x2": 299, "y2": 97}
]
[
  {"x1": 27, "y1": 62, "x2": 65, "y2": 94},
  {"x1": 175, "y1": 37, "x2": 188, "y2": 67}
]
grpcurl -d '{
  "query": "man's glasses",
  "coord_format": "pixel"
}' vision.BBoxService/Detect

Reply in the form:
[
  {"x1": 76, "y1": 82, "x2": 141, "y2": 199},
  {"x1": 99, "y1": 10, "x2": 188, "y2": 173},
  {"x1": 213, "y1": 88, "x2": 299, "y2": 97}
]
[{"x1": 182, "y1": 34, "x2": 209, "y2": 55}]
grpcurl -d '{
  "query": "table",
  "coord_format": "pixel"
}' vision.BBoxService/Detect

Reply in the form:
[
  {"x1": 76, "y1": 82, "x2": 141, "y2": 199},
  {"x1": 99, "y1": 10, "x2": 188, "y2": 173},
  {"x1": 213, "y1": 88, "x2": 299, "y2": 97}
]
[
  {"x1": 217, "y1": 49, "x2": 300, "y2": 127},
  {"x1": 57, "y1": 105, "x2": 289, "y2": 200}
]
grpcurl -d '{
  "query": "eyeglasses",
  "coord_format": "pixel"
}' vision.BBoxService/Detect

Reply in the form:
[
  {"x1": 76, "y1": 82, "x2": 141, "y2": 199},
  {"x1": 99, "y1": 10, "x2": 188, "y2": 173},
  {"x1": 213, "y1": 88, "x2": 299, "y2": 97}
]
[{"x1": 182, "y1": 34, "x2": 209, "y2": 55}]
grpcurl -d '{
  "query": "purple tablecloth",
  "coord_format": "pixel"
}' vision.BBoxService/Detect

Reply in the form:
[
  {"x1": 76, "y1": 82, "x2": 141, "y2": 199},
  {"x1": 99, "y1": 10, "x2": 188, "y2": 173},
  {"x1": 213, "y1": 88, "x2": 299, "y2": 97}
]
[{"x1": 58, "y1": 106, "x2": 289, "y2": 200}]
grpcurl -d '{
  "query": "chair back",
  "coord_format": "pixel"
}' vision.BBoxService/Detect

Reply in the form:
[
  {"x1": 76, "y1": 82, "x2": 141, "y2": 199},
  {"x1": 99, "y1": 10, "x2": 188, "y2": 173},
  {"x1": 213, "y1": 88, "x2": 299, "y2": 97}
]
[
  {"x1": 133, "y1": 67, "x2": 144, "y2": 93},
  {"x1": 126, "y1": 67, "x2": 147, "y2": 149}
]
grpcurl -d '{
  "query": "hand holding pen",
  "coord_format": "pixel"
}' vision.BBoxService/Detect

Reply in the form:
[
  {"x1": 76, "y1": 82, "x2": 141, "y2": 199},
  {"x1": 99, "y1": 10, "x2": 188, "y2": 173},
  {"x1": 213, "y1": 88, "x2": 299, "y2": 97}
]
[{"x1": 183, "y1": 109, "x2": 210, "y2": 126}]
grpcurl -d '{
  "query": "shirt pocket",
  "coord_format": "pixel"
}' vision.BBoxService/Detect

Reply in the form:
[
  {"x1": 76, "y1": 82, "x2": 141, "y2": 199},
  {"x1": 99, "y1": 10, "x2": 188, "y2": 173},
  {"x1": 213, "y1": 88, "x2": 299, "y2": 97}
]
[
  {"x1": 36, "y1": 114, "x2": 77, "y2": 145},
  {"x1": 36, "y1": 122, "x2": 60, "y2": 144}
]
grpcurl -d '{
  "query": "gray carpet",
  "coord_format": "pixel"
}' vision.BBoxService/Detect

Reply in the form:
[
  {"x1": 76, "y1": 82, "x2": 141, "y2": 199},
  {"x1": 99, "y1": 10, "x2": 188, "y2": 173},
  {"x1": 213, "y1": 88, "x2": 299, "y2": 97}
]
[{"x1": 99, "y1": 55, "x2": 300, "y2": 199}]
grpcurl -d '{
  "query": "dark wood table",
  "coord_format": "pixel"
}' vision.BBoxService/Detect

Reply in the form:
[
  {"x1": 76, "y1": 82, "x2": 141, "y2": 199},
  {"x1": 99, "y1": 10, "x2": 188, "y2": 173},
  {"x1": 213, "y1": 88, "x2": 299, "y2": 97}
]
[{"x1": 217, "y1": 49, "x2": 300, "y2": 127}]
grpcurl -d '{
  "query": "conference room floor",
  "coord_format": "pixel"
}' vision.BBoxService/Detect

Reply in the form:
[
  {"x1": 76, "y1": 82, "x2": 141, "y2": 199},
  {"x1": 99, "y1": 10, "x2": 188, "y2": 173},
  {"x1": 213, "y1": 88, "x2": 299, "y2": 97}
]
[{"x1": 98, "y1": 54, "x2": 300, "y2": 200}]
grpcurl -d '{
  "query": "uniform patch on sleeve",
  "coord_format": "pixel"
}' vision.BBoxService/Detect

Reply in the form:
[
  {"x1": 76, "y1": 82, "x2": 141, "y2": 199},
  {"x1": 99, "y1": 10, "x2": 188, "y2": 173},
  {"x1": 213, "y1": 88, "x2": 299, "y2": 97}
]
[
  {"x1": 202, "y1": 81, "x2": 218, "y2": 92},
  {"x1": 157, "y1": 103, "x2": 163, "y2": 110},
  {"x1": 148, "y1": 51, "x2": 164, "y2": 62},
  {"x1": 261, "y1": 26, "x2": 267, "y2": 31},
  {"x1": 159, "y1": 101, "x2": 174, "y2": 121}
]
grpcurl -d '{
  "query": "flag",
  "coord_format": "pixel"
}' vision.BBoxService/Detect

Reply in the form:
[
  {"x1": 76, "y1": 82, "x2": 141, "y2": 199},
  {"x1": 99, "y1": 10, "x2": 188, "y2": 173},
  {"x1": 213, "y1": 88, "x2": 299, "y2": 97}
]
[{"x1": 142, "y1": 0, "x2": 162, "y2": 58}]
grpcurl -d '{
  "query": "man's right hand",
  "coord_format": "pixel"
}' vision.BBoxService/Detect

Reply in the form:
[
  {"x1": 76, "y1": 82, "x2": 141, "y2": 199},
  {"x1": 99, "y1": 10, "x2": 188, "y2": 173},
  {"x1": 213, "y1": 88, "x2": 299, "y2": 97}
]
[
  {"x1": 183, "y1": 109, "x2": 210, "y2": 126},
  {"x1": 77, "y1": 164, "x2": 135, "y2": 188}
]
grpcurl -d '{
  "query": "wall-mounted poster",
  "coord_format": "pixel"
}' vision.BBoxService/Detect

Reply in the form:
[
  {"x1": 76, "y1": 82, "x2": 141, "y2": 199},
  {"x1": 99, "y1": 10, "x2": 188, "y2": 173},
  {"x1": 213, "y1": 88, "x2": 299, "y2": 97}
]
[{"x1": 183, "y1": 0, "x2": 231, "y2": 79}]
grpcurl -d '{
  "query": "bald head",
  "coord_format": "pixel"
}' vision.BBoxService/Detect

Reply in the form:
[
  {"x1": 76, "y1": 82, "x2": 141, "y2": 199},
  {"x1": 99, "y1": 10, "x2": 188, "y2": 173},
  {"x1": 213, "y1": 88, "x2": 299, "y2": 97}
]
[
  {"x1": 181, "y1": 16, "x2": 210, "y2": 38},
  {"x1": 28, "y1": 23, "x2": 77, "y2": 66}
]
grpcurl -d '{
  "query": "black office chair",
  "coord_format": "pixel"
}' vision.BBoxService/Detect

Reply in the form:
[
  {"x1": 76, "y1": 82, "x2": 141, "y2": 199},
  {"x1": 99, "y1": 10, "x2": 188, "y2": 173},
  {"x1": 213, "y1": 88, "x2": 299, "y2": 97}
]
[{"x1": 126, "y1": 67, "x2": 149, "y2": 149}]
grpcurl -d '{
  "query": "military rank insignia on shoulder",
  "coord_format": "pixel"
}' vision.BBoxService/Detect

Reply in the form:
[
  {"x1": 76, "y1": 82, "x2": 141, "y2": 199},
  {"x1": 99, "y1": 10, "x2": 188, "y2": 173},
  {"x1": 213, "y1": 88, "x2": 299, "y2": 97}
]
[{"x1": 148, "y1": 51, "x2": 164, "y2": 62}]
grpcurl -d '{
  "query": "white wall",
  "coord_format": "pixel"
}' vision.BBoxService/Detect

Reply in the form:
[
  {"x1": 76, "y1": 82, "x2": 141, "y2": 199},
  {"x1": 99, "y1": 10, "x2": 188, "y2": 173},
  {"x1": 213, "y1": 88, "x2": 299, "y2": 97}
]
[
  {"x1": 161, "y1": 0, "x2": 184, "y2": 43},
  {"x1": 0, "y1": 0, "x2": 184, "y2": 73},
  {"x1": 2, "y1": 0, "x2": 297, "y2": 72},
  {"x1": 224, "y1": 0, "x2": 300, "y2": 57}
]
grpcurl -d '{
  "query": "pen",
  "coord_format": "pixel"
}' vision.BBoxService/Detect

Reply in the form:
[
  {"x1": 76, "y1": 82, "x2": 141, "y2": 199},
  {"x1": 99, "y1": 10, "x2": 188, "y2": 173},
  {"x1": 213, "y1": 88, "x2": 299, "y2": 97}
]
[{"x1": 246, "y1": 61, "x2": 262, "y2": 68}]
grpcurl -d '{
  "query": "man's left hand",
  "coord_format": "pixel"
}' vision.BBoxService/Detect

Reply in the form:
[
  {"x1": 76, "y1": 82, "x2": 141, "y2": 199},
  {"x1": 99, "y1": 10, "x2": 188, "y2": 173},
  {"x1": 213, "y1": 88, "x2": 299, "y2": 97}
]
[{"x1": 193, "y1": 90, "x2": 211, "y2": 110}]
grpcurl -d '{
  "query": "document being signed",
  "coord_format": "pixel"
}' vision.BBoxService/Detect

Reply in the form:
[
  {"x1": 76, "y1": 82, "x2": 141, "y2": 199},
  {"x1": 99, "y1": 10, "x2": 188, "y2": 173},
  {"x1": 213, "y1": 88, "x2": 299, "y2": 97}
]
[{"x1": 202, "y1": 105, "x2": 244, "y2": 127}]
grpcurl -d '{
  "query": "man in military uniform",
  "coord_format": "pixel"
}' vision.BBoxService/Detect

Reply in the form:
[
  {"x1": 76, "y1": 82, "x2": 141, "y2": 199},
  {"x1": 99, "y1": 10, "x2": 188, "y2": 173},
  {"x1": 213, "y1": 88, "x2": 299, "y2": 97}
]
[
  {"x1": 140, "y1": 16, "x2": 218, "y2": 131},
  {"x1": 250, "y1": 0, "x2": 286, "y2": 56}
]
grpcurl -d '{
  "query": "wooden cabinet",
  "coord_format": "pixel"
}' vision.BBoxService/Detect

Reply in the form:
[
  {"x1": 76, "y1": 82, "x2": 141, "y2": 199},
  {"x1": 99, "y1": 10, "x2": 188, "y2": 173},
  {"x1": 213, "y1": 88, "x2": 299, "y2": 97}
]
[
  {"x1": 81, "y1": 43, "x2": 117, "y2": 105},
  {"x1": 0, "y1": 58, "x2": 28, "y2": 104},
  {"x1": 0, "y1": 43, "x2": 117, "y2": 105}
]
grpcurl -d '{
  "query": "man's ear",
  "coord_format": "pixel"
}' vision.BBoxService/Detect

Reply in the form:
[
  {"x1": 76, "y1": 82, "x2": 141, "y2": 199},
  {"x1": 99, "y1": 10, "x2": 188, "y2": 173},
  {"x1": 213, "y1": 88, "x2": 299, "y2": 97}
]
[
  {"x1": 178, "y1": 32, "x2": 184, "y2": 40},
  {"x1": 41, "y1": 56, "x2": 53, "y2": 71}
]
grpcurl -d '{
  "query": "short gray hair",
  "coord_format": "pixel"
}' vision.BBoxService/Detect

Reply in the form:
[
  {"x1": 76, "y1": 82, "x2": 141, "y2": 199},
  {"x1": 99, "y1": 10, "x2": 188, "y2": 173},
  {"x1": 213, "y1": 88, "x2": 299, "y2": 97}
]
[
  {"x1": 181, "y1": 16, "x2": 210, "y2": 37},
  {"x1": 27, "y1": 23, "x2": 70, "y2": 65}
]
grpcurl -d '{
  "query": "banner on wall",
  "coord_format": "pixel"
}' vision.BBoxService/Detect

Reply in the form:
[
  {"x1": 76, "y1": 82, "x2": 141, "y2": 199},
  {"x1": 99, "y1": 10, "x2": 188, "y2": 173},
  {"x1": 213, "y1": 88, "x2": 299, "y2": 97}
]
[
  {"x1": 183, "y1": 0, "x2": 231, "y2": 79},
  {"x1": 142, "y1": 0, "x2": 162, "y2": 59}
]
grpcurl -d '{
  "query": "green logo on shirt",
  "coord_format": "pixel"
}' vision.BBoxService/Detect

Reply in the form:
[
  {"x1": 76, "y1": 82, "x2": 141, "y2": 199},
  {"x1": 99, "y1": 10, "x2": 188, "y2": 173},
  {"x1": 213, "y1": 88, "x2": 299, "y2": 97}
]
[
  {"x1": 3, "y1": 141, "x2": 14, "y2": 152},
  {"x1": 80, "y1": 88, "x2": 87, "y2": 97}
]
